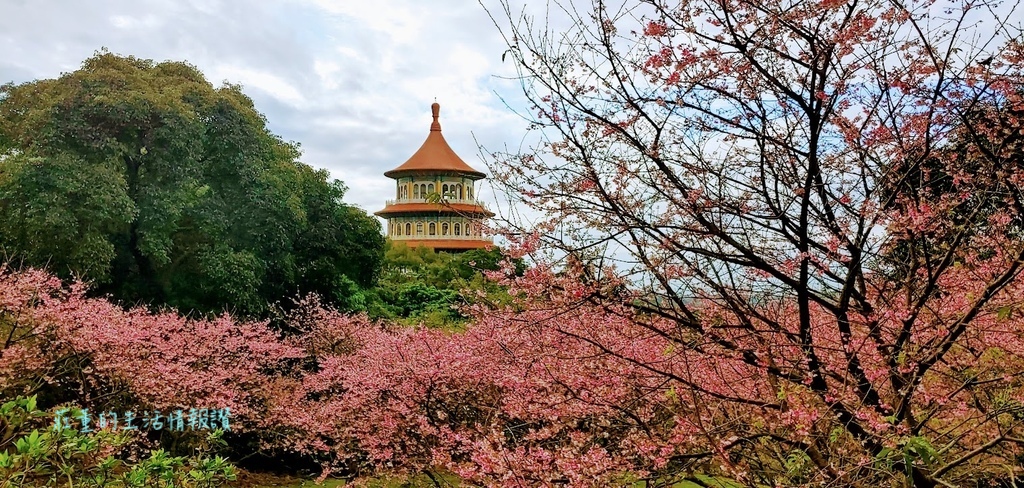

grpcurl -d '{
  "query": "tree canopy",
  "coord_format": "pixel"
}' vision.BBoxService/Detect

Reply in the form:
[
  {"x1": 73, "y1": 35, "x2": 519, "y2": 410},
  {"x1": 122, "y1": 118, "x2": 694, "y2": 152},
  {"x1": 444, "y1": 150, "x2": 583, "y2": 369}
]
[
  {"x1": 0, "y1": 52, "x2": 383, "y2": 317},
  {"x1": 365, "y1": 243, "x2": 523, "y2": 327}
]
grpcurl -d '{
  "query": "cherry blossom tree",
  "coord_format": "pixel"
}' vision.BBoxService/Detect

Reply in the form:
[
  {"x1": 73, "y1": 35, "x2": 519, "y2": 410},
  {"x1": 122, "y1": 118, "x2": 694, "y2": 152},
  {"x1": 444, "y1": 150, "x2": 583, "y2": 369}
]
[
  {"x1": 269, "y1": 283, "x2": 740, "y2": 486},
  {"x1": 0, "y1": 264, "x2": 305, "y2": 452},
  {"x1": 483, "y1": 0, "x2": 1024, "y2": 484}
]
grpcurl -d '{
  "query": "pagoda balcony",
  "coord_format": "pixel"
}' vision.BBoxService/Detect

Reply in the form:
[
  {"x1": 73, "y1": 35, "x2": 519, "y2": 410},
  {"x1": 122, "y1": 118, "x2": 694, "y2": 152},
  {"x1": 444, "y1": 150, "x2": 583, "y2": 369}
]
[
  {"x1": 390, "y1": 234, "x2": 493, "y2": 243},
  {"x1": 385, "y1": 198, "x2": 489, "y2": 209},
  {"x1": 377, "y1": 199, "x2": 495, "y2": 218}
]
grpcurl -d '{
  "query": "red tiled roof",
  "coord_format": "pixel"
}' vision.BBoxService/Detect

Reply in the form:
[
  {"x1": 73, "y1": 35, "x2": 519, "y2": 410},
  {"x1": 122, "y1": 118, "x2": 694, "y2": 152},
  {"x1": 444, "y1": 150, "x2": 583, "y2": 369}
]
[
  {"x1": 383, "y1": 103, "x2": 487, "y2": 179},
  {"x1": 374, "y1": 202, "x2": 494, "y2": 218}
]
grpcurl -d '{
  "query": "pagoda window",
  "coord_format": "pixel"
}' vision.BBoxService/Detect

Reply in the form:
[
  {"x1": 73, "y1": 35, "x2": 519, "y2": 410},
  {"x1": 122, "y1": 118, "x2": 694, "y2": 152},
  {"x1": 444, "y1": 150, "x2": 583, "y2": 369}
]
[
  {"x1": 457, "y1": 184, "x2": 463, "y2": 200},
  {"x1": 442, "y1": 223, "x2": 449, "y2": 235},
  {"x1": 428, "y1": 183, "x2": 435, "y2": 194},
  {"x1": 454, "y1": 223, "x2": 461, "y2": 236},
  {"x1": 416, "y1": 222, "x2": 423, "y2": 235},
  {"x1": 429, "y1": 223, "x2": 436, "y2": 235},
  {"x1": 442, "y1": 184, "x2": 449, "y2": 196},
  {"x1": 414, "y1": 185, "x2": 421, "y2": 199},
  {"x1": 406, "y1": 223, "x2": 412, "y2": 235},
  {"x1": 394, "y1": 223, "x2": 400, "y2": 236}
]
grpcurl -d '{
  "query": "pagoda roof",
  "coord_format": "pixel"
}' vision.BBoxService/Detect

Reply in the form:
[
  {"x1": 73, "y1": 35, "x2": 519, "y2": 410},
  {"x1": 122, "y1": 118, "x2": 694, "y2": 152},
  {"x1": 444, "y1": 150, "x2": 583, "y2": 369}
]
[
  {"x1": 383, "y1": 103, "x2": 487, "y2": 180},
  {"x1": 375, "y1": 201, "x2": 495, "y2": 218}
]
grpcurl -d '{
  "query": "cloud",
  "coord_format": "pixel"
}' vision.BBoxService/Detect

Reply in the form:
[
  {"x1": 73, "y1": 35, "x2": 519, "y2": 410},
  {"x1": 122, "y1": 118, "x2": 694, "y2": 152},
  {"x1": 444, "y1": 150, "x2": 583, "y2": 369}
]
[
  {"x1": 0, "y1": 0, "x2": 534, "y2": 220},
  {"x1": 109, "y1": 14, "x2": 161, "y2": 30},
  {"x1": 206, "y1": 65, "x2": 306, "y2": 107}
]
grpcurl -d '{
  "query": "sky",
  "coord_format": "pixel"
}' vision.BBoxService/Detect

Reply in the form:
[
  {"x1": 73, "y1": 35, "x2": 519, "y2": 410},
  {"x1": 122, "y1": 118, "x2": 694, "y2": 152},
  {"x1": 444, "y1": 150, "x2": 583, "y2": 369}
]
[{"x1": 0, "y1": 0, "x2": 536, "y2": 218}]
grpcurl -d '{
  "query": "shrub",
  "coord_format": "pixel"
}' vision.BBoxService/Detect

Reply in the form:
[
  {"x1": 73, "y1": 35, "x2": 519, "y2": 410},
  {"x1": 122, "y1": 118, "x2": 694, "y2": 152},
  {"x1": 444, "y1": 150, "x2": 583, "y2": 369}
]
[{"x1": 0, "y1": 396, "x2": 236, "y2": 487}]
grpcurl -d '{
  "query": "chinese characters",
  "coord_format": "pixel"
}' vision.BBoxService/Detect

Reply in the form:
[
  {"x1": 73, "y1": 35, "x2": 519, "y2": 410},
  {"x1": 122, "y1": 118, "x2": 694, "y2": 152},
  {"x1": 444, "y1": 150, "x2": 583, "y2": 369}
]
[{"x1": 54, "y1": 407, "x2": 230, "y2": 433}]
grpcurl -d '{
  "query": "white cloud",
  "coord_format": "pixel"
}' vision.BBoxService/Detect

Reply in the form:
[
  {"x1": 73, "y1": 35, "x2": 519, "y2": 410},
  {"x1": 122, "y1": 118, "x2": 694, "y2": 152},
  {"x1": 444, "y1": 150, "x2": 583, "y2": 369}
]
[
  {"x1": 207, "y1": 65, "x2": 306, "y2": 107},
  {"x1": 312, "y1": 59, "x2": 341, "y2": 89},
  {"x1": 109, "y1": 14, "x2": 160, "y2": 29},
  {"x1": 304, "y1": 1, "x2": 425, "y2": 44}
]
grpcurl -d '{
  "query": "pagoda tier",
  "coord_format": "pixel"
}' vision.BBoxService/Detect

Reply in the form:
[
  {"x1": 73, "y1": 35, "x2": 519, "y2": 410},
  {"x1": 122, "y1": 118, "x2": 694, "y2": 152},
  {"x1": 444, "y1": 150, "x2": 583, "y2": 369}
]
[{"x1": 375, "y1": 103, "x2": 493, "y2": 251}]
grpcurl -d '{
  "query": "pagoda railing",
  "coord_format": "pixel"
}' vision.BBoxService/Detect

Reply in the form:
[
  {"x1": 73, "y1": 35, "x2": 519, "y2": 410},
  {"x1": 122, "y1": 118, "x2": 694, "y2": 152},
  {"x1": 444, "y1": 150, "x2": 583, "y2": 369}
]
[
  {"x1": 390, "y1": 234, "x2": 494, "y2": 242},
  {"x1": 385, "y1": 198, "x2": 489, "y2": 210}
]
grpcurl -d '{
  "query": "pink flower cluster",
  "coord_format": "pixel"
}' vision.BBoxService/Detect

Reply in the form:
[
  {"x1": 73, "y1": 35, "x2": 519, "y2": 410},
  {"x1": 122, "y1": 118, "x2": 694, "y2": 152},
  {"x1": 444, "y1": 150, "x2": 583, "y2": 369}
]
[{"x1": 4, "y1": 261, "x2": 1023, "y2": 486}]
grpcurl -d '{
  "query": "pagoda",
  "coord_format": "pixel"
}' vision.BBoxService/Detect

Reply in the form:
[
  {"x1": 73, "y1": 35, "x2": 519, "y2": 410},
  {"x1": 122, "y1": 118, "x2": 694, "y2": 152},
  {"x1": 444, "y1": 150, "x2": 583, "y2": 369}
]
[{"x1": 375, "y1": 103, "x2": 494, "y2": 251}]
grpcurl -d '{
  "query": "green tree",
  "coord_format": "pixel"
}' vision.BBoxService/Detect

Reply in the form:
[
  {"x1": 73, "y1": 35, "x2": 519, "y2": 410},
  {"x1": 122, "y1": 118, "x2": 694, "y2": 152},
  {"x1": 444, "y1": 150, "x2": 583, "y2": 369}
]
[
  {"x1": 0, "y1": 152, "x2": 134, "y2": 280},
  {"x1": 0, "y1": 51, "x2": 383, "y2": 316},
  {"x1": 366, "y1": 242, "x2": 523, "y2": 327}
]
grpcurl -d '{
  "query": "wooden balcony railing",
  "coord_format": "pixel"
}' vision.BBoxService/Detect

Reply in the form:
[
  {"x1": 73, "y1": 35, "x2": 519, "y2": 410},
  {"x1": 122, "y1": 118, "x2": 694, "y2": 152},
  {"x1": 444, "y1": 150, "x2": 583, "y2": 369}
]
[
  {"x1": 384, "y1": 198, "x2": 489, "y2": 211},
  {"x1": 390, "y1": 234, "x2": 493, "y2": 242}
]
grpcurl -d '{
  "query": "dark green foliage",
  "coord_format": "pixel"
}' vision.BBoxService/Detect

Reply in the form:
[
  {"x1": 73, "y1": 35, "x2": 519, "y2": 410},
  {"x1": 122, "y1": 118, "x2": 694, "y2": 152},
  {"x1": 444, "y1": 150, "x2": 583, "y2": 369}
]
[
  {"x1": 0, "y1": 51, "x2": 383, "y2": 317},
  {"x1": 366, "y1": 243, "x2": 523, "y2": 328},
  {"x1": 395, "y1": 282, "x2": 460, "y2": 319},
  {"x1": 0, "y1": 152, "x2": 134, "y2": 280}
]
